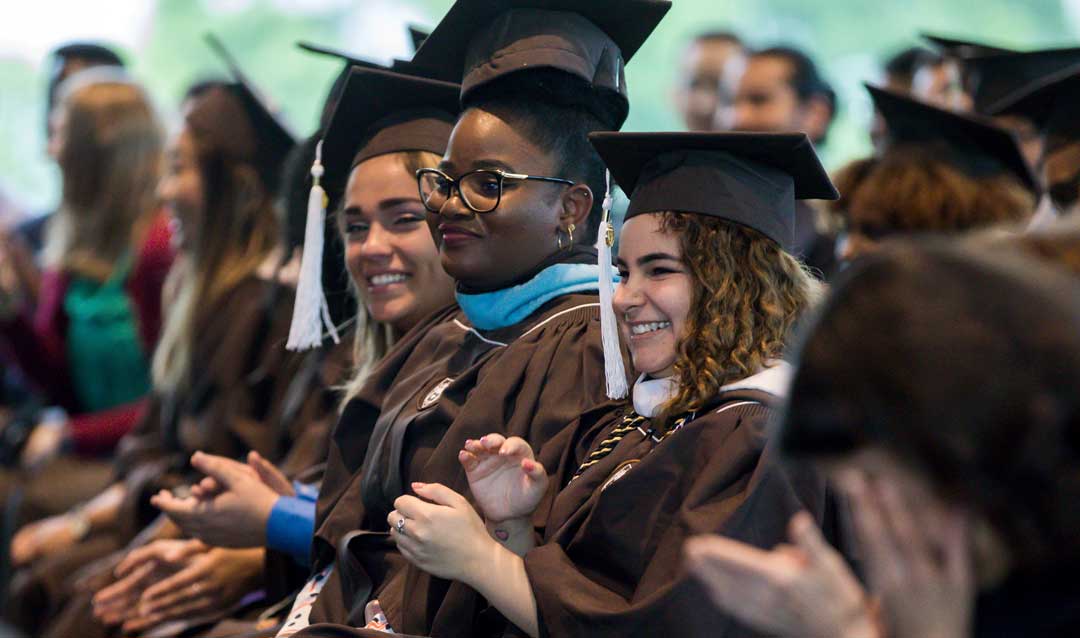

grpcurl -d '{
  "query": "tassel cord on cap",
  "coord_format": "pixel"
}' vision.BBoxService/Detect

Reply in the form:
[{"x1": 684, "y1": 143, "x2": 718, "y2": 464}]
[
  {"x1": 597, "y1": 170, "x2": 628, "y2": 399},
  {"x1": 287, "y1": 140, "x2": 341, "y2": 351}
]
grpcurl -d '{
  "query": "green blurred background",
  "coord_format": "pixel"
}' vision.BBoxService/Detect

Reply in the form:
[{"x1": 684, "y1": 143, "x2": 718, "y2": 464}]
[{"x1": 2, "y1": 0, "x2": 1078, "y2": 215}]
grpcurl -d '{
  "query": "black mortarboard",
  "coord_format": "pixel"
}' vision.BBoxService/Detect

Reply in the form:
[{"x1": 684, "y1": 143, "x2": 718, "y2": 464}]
[
  {"x1": 921, "y1": 33, "x2": 1015, "y2": 59},
  {"x1": 989, "y1": 62, "x2": 1080, "y2": 155},
  {"x1": 321, "y1": 67, "x2": 460, "y2": 195},
  {"x1": 963, "y1": 47, "x2": 1080, "y2": 114},
  {"x1": 867, "y1": 83, "x2": 1039, "y2": 195},
  {"x1": 203, "y1": 34, "x2": 297, "y2": 189},
  {"x1": 410, "y1": 0, "x2": 671, "y2": 126},
  {"x1": 409, "y1": 25, "x2": 430, "y2": 52},
  {"x1": 588, "y1": 132, "x2": 839, "y2": 249}
]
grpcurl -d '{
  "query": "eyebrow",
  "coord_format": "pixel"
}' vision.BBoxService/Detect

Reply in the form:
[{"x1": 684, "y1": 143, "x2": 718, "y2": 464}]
[
  {"x1": 437, "y1": 158, "x2": 515, "y2": 175},
  {"x1": 615, "y1": 252, "x2": 682, "y2": 270},
  {"x1": 637, "y1": 252, "x2": 681, "y2": 266},
  {"x1": 342, "y1": 197, "x2": 424, "y2": 216}
]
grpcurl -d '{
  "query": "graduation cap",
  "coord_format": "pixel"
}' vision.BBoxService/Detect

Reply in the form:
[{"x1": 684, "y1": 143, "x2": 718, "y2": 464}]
[
  {"x1": 202, "y1": 33, "x2": 297, "y2": 190},
  {"x1": 963, "y1": 47, "x2": 1080, "y2": 114},
  {"x1": 867, "y1": 83, "x2": 1039, "y2": 195},
  {"x1": 321, "y1": 67, "x2": 461, "y2": 195},
  {"x1": 989, "y1": 62, "x2": 1080, "y2": 156},
  {"x1": 409, "y1": 25, "x2": 430, "y2": 52},
  {"x1": 585, "y1": 131, "x2": 838, "y2": 400},
  {"x1": 287, "y1": 68, "x2": 461, "y2": 351},
  {"x1": 590, "y1": 132, "x2": 839, "y2": 249},
  {"x1": 410, "y1": 0, "x2": 671, "y2": 127},
  {"x1": 921, "y1": 33, "x2": 1016, "y2": 59}
]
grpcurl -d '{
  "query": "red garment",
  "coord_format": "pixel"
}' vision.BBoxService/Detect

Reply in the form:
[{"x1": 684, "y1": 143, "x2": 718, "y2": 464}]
[{"x1": 1, "y1": 212, "x2": 174, "y2": 456}]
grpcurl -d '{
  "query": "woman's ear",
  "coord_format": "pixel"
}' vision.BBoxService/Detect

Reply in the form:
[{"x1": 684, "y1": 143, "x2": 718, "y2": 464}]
[{"x1": 560, "y1": 183, "x2": 594, "y2": 231}]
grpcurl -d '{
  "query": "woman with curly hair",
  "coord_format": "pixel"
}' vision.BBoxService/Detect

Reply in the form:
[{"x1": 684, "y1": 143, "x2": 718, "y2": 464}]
[{"x1": 382, "y1": 132, "x2": 848, "y2": 638}]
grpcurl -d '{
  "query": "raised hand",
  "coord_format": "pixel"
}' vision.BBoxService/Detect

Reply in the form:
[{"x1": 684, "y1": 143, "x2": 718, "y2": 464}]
[
  {"x1": 151, "y1": 451, "x2": 281, "y2": 547},
  {"x1": 686, "y1": 511, "x2": 879, "y2": 638},
  {"x1": 840, "y1": 469, "x2": 973, "y2": 638},
  {"x1": 458, "y1": 434, "x2": 548, "y2": 523}
]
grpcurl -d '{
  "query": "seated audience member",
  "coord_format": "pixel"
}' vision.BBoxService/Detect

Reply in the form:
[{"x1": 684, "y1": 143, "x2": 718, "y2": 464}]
[
  {"x1": 114, "y1": 67, "x2": 462, "y2": 635},
  {"x1": 0, "y1": 71, "x2": 172, "y2": 523},
  {"x1": 719, "y1": 45, "x2": 838, "y2": 274},
  {"x1": 673, "y1": 31, "x2": 745, "y2": 131},
  {"x1": 832, "y1": 84, "x2": 1037, "y2": 262},
  {"x1": 379, "y1": 131, "x2": 846, "y2": 638},
  {"x1": 3, "y1": 70, "x2": 325, "y2": 638},
  {"x1": 991, "y1": 63, "x2": 1080, "y2": 220},
  {"x1": 687, "y1": 238, "x2": 1080, "y2": 638}
]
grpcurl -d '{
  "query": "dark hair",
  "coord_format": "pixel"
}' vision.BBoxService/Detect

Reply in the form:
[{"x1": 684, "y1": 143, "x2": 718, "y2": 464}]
[
  {"x1": 883, "y1": 46, "x2": 941, "y2": 87},
  {"x1": 780, "y1": 240, "x2": 1080, "y2": 574},
  {"x1": 752, "y1": 46, "x2": 836, "y2": 143},
  {"x1": 693, "y1": 30, "x2": 743, "y2": 48},
  {"x1": 46, "y1": 41, "x2": 125, "y2": 134},
  {"x1": 464, "y1": 69, "x2": 616, "y2": 244},
  {"x1": 182, "y1": 78, "x2": 227, "y2": 105}
]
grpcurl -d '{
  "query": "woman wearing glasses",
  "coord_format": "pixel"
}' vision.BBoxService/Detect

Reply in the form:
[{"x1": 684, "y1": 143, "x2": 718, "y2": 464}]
[
  {"x1": 289, "y1": 2, "x2": 669, "y2": 636},
  {"x1": 384, "y1": 132, "x2": 846, "y2": 638}
]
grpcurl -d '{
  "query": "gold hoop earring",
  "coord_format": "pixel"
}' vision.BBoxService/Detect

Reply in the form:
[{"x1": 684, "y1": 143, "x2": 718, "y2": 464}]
[
  {"x1": 567, "y1": 223, "x2": 575, "y2": 247},
  {"x1": 556, "y1": 230, "x2": 565, "y2": 251}
]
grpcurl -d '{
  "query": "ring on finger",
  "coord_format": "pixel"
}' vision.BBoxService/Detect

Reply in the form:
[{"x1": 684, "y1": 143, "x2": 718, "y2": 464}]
[{"x1": 395, "y1": 516, "x2": 407, "y2": 537}]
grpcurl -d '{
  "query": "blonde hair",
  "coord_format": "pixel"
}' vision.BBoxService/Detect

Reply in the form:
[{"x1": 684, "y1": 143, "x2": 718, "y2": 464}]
[
  {"x1": 151, "y1": 132, "x2": 280, "y2": 393},
  {"x1": 340, "y1": 150, "x2": 443, "y2": 406},
  {"x1": 45, "y1": 80, "x2": 163, "y2": 280},
  {"x1": 656, "y1": 213, "x2": 818, "y2": 423}
]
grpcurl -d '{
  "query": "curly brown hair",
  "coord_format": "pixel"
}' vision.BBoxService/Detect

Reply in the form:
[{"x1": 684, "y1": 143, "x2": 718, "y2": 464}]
[
  {"x1": 656, "y1": 212, "x2": 819, "y2": 423},
  {"x1": 828, "y1": 145, "x2": 1035, "y2": 237}
]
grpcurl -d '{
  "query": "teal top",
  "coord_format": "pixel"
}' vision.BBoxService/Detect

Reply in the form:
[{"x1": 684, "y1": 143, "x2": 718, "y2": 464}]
[{"x1": 64, "y1": 254, "x2": 151, "y2": 412}]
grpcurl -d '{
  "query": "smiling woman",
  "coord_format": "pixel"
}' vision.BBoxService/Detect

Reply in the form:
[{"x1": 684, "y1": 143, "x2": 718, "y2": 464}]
[{"x1": 378, "y1": 130, "x2": 847, "y2": 638}]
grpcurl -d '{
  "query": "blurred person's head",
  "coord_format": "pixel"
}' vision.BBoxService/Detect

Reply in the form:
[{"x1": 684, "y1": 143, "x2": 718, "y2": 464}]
[
  {"x1": 828, "y1": 148, "x2": 1034, "y2": 261},
  {"x1": 834, "y1": 86, "x2": 1038, "y2": 262},
  {"x1": 673, "y1": 31, "x2": 745, "y2": 131},
  {"x1": 44, "y1": 77, "x2": 162, "y2": 280},
  {"x1": 45, "y1": 42, "x2": 124, "y2": 143},
  {"x1": 780, "y1": 240, "x2": 1080, "y2": 583},
  {"x1": 152, "y1": 84, "x2": 287, "y2": 393},
  {"x1": 911, "y1": 56, "x2": 969, "y2": 110},
  {"x1": 721, "y1": 46, "x2": 836, "y2": 145},
  {"x1": 872, "y1": 47, "x2": 939, "y2": 149},
  {"x1": 883, "y1": 46, "x2": 939, "y2": 93}
]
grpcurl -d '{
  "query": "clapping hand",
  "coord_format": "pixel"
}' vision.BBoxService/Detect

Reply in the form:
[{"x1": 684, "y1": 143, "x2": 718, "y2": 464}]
[{"x1": 458, "y1": 434, "x2": 548, "y2": 523}]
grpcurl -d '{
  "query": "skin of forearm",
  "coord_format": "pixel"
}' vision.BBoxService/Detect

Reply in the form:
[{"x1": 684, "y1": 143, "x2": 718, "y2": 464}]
[
  {"x1": 486, "y1": 516, "x2": 536, "y2": 557},
  {"x1": 464, "y1": 539, "x2": 541, "y2": 638},
  {"x1": 80, "y1": 483, "x2": 126, "y2": 529}
]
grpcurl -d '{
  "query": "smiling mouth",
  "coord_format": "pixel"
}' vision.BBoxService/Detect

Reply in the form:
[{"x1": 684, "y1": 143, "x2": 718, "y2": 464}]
[
  {"x1": 367, "y1": 273, "x2": 411, "y2": 288},
  {"x1": 629, "y1": 321, "x2": 671, "y2": 336}
]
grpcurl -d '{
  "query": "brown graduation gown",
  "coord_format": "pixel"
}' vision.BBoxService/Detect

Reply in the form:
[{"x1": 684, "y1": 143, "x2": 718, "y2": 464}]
[
  {"x1": 295, "y1": 389, "x2": 841, "y2": 638},
  {"x1": 298, "y1": 288, "x2": 610, "y2": 636},
  {"x1": 521, "y1": 388, "x2": 841, "y2": 638}
]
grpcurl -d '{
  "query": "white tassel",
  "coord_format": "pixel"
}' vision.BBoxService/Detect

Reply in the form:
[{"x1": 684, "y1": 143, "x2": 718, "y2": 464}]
[
  {"x1": 287, "y1": 140, "x2": 340, "y2": 351},
  {"x1": 596, "y1": 170, "x2": 627, "y2": 399}
]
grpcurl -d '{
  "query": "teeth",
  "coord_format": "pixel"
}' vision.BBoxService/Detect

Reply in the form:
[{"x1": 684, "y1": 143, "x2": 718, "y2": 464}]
[
  {"x1": 630, "y1": 321, "x2": 671, "y2": 335},
  {"x1": 370, "y1": 273, "x2": 409, "y2": 286}
]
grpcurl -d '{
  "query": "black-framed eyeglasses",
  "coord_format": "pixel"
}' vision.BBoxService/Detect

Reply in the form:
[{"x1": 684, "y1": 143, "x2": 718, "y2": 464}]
[{"x1": 417, "y1": 167, "x2": 575, "y2": 214}]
